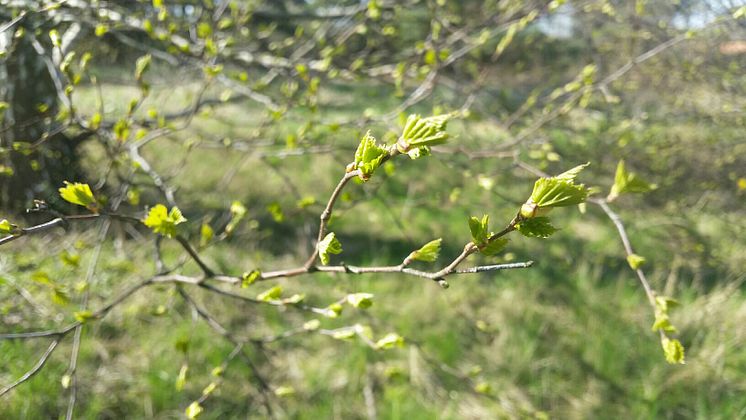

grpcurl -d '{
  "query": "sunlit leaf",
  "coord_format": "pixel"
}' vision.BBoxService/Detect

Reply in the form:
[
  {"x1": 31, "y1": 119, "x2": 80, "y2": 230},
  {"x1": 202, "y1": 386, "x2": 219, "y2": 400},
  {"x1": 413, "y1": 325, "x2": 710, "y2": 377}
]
[{"x1": 318, "y1": 232, "x2": 342, "y2": 265}]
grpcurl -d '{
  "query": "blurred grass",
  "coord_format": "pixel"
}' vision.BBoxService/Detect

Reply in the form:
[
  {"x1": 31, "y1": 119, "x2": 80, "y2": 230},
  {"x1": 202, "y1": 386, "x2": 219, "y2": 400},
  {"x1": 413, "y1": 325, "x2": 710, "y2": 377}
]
[{"x1": 1, "y1": 66, "x2": 745, "y2": 419}]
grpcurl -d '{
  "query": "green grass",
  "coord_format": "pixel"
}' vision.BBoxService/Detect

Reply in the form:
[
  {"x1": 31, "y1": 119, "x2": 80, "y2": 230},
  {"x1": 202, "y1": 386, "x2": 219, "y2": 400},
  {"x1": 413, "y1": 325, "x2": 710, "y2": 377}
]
[{"x1": 1, "y1": 68, "x2": 745, "y2": 418}]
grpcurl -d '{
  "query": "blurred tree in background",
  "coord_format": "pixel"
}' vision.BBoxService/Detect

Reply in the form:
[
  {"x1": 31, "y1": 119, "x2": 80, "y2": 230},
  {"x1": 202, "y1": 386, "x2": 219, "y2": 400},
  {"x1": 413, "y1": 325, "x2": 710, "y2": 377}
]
[{"x1": 1, "y1": 0, "x2": 745, "y2": 418}]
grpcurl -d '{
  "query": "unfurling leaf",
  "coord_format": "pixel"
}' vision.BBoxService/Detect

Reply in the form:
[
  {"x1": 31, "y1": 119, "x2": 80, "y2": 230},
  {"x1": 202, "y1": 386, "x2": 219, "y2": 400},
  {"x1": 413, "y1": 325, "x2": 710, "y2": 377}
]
[
  {"x1": 515, "y1": 217, "x2": 558, "y2": 238},
  {"x1": 346, "y1": 293, "x2": 374, "y2": 309},
  {"x1": 376, "y1": 333, "x2": 405, "y2": 349},
  {"x1": 318, "y1": 232, "x2": 342, "y2": 265},
  {"x1": 175, "y1": 364, "x2": 188, "y2": 391},
  {"x1": 142, "y1": 205, "x2": 187, "y2": 238},
  {"x1": 651, "y1": 313, "x2": 677, "y2": 333},
  {"x1": 324, "y1": 302, "x2": 344, "y2": 318},
  {"x1": 654, "y1": 296, "x2": 679, "y2": 312},
  {"x1": 59, "y1": 182, "x2": 98, "y2": 211},
  {"x1": 397, "y1": 114, "x2": 452, "y2": 156},
  {"x1": 200, "y1": 223, "x2": 214, "y2": 247},
  {"x1": 225, "y1": 201, "x2": 247, "y2": 234},
  {"x1": 257, "y1": 285, "x2": 283, "y2": 301},
  {"x1": 520, "y1": 164, "x2": 589, "y2": 218},
  {"x1": 0, "y1": 219, "x2": 19, "y2": 235},
  {"x1": 480, "y1": 238, "x2": 509, "y2": 256},
  {"x1": 241, "y1": 270, "x2": 261, "y2": 288},
  {"x1": 134, "y1": 54, "x2": 152, "y2": 81},
  {"x1": 410, "y1": 238, "x2": 442, "y2": 262},
  {"x1": 661, "y1": 336, "x2": 685, "y2": 364},
  {"x1": 469, "y1": 215, "x2": 490, "y2": 246},
  {"x1": 608, "y1": 160, "x2": 655, "y2": 201},
  {"x1": 352, "y1": 131, "x2": 388, "y2": 180},
  {"x1": 185, "y1": 401, "x2": 203, "y2": 419},
  {"x1": 626, "y1": 253, "x2": 646, "y2": 270}
]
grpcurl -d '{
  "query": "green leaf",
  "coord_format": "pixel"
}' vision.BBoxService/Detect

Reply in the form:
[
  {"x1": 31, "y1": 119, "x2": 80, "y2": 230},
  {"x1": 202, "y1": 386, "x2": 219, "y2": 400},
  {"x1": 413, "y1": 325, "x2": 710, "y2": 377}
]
[
  {"x1": 60, "y1": 251, "x2": 80, "y2": 267},
  {"x1": 274, "y1": 386, "x2": 295, "y2": 397},
  {"x1": 142, "y1": 204, "x2": 187, "y2": 238},
  {"x1": 469, "y1": 215, "x2": 490, "y2": 246},
  {"x1": 410, "y1": 238, "x2": 442, "y2": 262},
  {"x1": 608, "y1": 160, "x2": 655, "y2": 201},
  {"x1": 73, "y1": 310, "x2": 95, "y2": 323},
  {"x1": 241, "y1": 270, "x2": 261, "y2": 288},
  {"x1": 352, "y1": 131, "x2": 388, "y2": 180},
  {"x1": 554, "y1": 162, "x2": 590, "y2": 182},
  {"x1": 626, "y1": 254, "x2": 646, "y2": 270},
  {"x1": 651, "y1": 312, "x2": 677, "y2": 333},
  {"x1": 318, "y1": 232, "x2": 342, "y2": 265},
  {"x1": 175, "y1": 364, "x2": 188, "y2": 391},
  {"x1": 474, "y1": 382, "x2": 493, "y2": 394},
  {"x1": 49, "y1": 29, "x2": 61, "y2": 47},
  {"x1": 399, "y1": 114, "x2": 451, "y2": 150},
  {"x1": 515, "y1": 217, "x2": 558, "y2": 238},
  {"x1": 324, "y1": 302, "x2": 343, "y2": 318},
  {"x1": 257, "y1": 285, "x2": 282, "y2": 301},
  {"x1": 346, "y1": 293, "x2": 374, "y2": 309},
  {"x1": 480, "y1": 238, "x2": 509, "y2": 256},
  {"x1": 530, "y1": 178, "x2": 588, "y2": 208},
  {"x1": 199, "y1": 223, "x2": 214, "y2": 247},
  {"x1": 225, "y1": 201, "x2": 247, "y2": 233},
  {"x1": 661, "y1": 336, "x2": 685, "y2": 364},
  {"x1": 375, "y1": 333, "x2": 405, "y2": 349},
  {"x1": 331, "y1": 328, "x2": 356, "y2": 340},
  {"x1": 185, "y1": 401, "x2": 203, "y2": 419},
  {"x1": 0, "y1": 219, "x2": 18, "y2": 235},
  {"x1": 134, "y1": 54, "x2": 152, "y2": 81},
  {"x1": 59, "y1": 182, "x2": 98, "y2": 211},
  {"x1": 654, "y1": 296, "x2": 679, "y2": 313},
  {"x1": 267, "y1": 202, "x2": 284, "y2": 223},
  {"x1": 521, "y1": 164, "x2": 589, "y2": 218}
]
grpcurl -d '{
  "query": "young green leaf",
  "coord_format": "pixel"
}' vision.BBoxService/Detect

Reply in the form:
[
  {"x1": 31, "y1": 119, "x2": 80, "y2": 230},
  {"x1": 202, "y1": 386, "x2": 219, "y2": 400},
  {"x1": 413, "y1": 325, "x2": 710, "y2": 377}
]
[
  {"x1": 142, "y1": 204, "x2": 187, "y2": 238},
  {"x1": 469, "y1": 215, "x2": 490, "y2": 245},
  {"x1": 608, "y1": 160, "x2": 656, "y2": 201},
  {"x1": 185, "y1": 401, "x2": 203, "y2": 419},
  {"x1": 256, "y1": 285, "x2": 283, "y2": 301},
  {"x1": 480, "y1": 237, "x2": 509, "y2": 256},
  {"x1": 0, "y1": 219, "x2": 19, "y2": 235},
  {"x1": 352, "y1": 131, "x2": 388, "y2": 180},
  {"x1": 520, "y1": 164, "x2": 589, "y2": 218},
  {"x1": 375, "y1": 332, "x2": 405, "y2": 349},
  {"x1": 661, "y1": 336, "x2": 685, "y2": 364},
  {"x1": 651, "y1": 313, "x2": 677, "y2": 333},
  {"x1": 515, "y1": 217, "x2": 558, "y2": 238},
  {"x1": 346, "y1": 293, "x2": 374, "y2": 309},
  {"x1": 225, "y1": 201, "x2": 247, "y2": 234},
  {"x1": 554, "y1": 162, "x2": 590, "y2": 181},
  {"x1": 410, "y1": 238, "x2": 442, "y2": 262},
  {"x1": 241, "y1": 270, "x2": 261, "y2": 288},
  {"x1": 318, "y1": 232, "x2": 342, "y2": 265},
  {"x1": 324, "y1": 302, "x2": 343, "y2": 318},
  {"x1": 626, "y1": 253, "x2": 646, "y2": 270},
  {"x1": 134, "y1": 54, "x2": 152, "y2": 81},
  {"x1": 59, "y1": 182, "x2": 98, "y2": 211},
  {"x1": 530, "y1": 178, "x2": 588, "y2": 208},
  {"x1": 200, "y1": 222, "x2": 214, "y2": 247},
  {"x1": 396, "y1": 114, "x2": 452, "y2": 156}
]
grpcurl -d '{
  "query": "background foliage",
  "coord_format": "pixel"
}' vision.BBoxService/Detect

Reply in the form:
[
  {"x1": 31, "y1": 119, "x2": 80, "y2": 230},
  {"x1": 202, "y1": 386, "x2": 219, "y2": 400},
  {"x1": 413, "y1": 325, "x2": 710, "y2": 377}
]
[{"x1": 1, "y1": 0, "x2": 745, "y2": 418}]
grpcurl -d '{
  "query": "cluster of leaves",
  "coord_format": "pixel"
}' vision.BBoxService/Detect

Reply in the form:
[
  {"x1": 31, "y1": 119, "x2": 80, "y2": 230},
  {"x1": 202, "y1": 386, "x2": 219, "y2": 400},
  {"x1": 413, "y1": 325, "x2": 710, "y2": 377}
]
[{"x1": 651, "y1": 296, "x2": 685, "y2": 364}]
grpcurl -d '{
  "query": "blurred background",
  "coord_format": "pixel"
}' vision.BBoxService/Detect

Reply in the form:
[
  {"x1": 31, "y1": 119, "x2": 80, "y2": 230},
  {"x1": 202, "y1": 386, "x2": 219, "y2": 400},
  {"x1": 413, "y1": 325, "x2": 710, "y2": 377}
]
[{"x1": 1, "y1": 0, "x2": 745, "y2": 418}]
